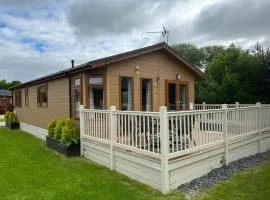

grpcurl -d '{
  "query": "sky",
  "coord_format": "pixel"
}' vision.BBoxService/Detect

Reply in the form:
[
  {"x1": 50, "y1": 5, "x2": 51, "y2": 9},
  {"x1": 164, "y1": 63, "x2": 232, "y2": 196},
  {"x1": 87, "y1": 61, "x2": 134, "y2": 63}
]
[{"x1": 0, "y1": 0, "x2": 269, "y2": 82}]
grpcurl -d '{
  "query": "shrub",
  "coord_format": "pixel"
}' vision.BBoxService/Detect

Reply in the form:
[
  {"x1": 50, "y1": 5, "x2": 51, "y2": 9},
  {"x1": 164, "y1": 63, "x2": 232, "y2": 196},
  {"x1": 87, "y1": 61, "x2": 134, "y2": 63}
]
[
  {"x1": 54, "y1": 119, "x2": 65, "y2": 140},
  {"x1": 4, "y1": 111, "x2": 17, "y2": 122},
  {"x1": 48, "y1": 119, "x2": 57, "y2": 138},
  {"x1": 60, "y1": 119, "x2": 78, "y2": 148}
]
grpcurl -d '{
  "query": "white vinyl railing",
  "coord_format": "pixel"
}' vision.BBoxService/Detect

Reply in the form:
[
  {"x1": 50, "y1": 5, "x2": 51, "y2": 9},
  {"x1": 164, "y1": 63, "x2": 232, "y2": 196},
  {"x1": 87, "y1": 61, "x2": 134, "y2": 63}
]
[
  {"x1": 81, "y1": 103, "x2": 270, "y2": 156},
  {"x1": 82, "y1": 109, "x2": 109, "y2": 140},
  {"x1": 114, "y1": 111, "x2": 161, "y2": 154},
  {"x1": 194, "y1": 102, "x2": 255, "y2": 110},
  {"x1": 168, "y1": 109, "x2": 224, "y2": 153}
]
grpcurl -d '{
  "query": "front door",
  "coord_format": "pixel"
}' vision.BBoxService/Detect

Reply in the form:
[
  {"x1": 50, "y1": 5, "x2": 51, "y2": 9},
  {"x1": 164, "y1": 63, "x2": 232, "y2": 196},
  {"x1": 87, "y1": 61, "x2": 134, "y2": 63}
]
[{"x1": 166, "y1": 81, "x2": 189, "y2": 111}]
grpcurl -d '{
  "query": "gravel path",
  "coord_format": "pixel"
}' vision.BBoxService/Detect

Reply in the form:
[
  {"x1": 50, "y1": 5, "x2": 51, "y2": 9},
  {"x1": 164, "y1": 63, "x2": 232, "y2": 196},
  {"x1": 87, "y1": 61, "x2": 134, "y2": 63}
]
[{"x1": 178, "y1": 150, "x2": 270, "y2": 195}]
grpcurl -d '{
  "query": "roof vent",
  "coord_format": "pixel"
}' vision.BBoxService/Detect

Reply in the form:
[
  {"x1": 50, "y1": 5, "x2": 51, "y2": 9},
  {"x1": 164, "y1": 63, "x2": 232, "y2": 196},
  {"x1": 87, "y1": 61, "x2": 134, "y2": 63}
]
[{"x1": 71, "y1": 60, "x2": 74, "y2": 68}]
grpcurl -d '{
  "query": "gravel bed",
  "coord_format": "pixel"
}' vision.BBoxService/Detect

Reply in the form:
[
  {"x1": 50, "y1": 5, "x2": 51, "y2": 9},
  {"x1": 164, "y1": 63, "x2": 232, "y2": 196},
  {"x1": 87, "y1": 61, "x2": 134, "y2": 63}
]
[{"x1": 178, "y1": 150, "x2": 270, "y2": 195}]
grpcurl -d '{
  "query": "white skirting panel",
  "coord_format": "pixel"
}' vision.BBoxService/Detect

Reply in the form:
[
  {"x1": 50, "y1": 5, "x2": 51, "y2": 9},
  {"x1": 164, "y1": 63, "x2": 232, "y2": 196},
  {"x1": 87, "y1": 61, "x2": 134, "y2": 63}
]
[
  {"x1": 168, "y1": 130, "x2": 270, "y2": 190},
  {"x1": 81, "y1": 137, "x2": 162, "y2": 191},
  {"x1": 20, "y1": 122, "x2": 47, "y2": 140}
]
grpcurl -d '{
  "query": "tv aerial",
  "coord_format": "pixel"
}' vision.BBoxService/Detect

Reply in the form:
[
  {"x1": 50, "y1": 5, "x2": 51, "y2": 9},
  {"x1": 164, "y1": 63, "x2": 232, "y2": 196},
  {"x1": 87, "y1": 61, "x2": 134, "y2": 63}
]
[{"x1": 146, "y1": 26, "x2": 170, "y2": 44}]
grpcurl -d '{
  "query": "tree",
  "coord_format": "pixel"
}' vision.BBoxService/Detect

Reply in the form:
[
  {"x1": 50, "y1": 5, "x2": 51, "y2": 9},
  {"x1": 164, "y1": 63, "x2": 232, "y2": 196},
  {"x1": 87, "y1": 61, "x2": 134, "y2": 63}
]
[
  {"x1": 170, "y1": 43, "x2": 205, "y2": 69},
  {"x1": 0, "y1": 80, "x2": 21, "y2": 90}
]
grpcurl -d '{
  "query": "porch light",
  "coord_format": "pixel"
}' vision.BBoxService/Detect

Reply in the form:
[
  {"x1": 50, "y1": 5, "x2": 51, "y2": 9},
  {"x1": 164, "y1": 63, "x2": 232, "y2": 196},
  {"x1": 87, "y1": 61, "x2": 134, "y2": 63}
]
[
  {"x1": 176, "y1": 73, "x2": 181, "y2": 80},
  {"x1": 135, "y1": 65, "x2": 140, "y2": 75},
  {"x1": 156, "y1": 77, "x2": 161, "y2": 85}
]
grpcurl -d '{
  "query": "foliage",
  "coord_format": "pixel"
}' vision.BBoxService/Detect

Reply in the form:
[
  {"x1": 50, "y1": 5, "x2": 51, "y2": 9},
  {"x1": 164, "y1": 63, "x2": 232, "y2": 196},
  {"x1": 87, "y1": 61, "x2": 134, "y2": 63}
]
[
  {"x1": 171, "y1": 43, "x2": 205, "y2": 68},
  {"x1": 0, "y1": 80, "x2": 21, "y2": 90},
  {"x1": 47, "y1": 119, "x2": 57, "y2": 138},
  {"x1": 59, "y1": 118, "x2": 78, "y2": 148},
  {"x1": 53, "y1": 119, "x2": 65, "y2": 140},
  {"x1": 171, "y1": 42, "x2": 270, "y2": 103},
  {"x1": 4, "y1": 111, "x2": 17, "y2": 122}
]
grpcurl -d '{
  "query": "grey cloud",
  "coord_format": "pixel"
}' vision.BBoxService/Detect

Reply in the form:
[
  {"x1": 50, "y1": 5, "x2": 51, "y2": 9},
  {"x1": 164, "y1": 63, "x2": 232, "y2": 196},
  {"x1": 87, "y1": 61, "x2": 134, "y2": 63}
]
[
  {"x1": 190, "y1": 0, "x2": 270, "y2": 41},
  {"x1": 68, "y1": 0, "x2": 177, "y2": 37}
]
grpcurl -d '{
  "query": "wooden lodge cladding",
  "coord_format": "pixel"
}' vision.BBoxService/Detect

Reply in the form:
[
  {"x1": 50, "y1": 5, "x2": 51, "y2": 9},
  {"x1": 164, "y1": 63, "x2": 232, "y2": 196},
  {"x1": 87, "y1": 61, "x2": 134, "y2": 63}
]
[{"x1": 11, "y1": 42, "x2": 206, "y2": 129}]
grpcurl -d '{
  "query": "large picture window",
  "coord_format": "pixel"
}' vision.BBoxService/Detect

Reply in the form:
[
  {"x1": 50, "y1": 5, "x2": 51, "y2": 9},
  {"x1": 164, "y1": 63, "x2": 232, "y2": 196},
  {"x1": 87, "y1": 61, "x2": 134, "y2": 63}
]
[
  {"x1": 89, "y1": 76, "x2": 104, "y2": 109},
  {"x1": 15, "y1": 90, "x2": 22, "y2": 107},
  {"x1": 37, "y1": 84, "x2": 47, "y2": 107},
  {"x1": 120, "y1": 77, "x2": 133, "y2": 111},
  {"x1": 141, "y1": 79, "x2": 152, "y2": 111}
]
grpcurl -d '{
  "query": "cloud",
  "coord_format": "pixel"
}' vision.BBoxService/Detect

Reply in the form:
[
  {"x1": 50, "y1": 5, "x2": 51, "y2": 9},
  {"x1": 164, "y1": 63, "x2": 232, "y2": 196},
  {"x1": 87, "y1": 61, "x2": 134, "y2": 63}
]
[
  {"x1": 68, "y1": 0, "x2": 177, "y2": 37},
  {"x1": 183, "y1": 0, "x2": 270, "y2": 45},
  {"x1": 0, "y1": 0, "x2": 269, "y2": 82}
]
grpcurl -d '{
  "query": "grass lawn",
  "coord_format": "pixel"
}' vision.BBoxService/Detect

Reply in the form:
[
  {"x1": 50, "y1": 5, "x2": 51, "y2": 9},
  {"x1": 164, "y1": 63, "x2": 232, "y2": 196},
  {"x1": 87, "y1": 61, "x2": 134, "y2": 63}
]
[
  {"x1": 0, "y1": 127, "x2": 182, "y2": 200},
  {"x1": 196, "y1": 160, "x2": 270, "y2": 200},
  {"x1": 0, "y1": 118, "x2": 5, "y2": 122},
  {"x1": 0, "y1": 127, "x2": 269, "y2": 200}
]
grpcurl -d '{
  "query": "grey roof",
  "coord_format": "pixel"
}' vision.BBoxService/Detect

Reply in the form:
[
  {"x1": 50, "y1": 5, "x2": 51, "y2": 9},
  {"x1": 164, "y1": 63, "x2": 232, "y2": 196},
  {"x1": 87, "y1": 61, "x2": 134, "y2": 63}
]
[{"x1": 0, "y1": 89, "x2": 12, "y2": 97}]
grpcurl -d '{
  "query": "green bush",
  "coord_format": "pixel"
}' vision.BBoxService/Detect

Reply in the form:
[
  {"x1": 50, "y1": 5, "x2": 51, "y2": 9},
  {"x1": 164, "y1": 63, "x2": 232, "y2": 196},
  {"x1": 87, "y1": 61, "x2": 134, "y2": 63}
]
[
  {"x1": 48, "y1": 119, "x2": 57, "y2": 138},
  {"x1": 60, "y1": 119, "x2": 78, "y2": 148},
  {"x1": 54, "y1": 119, "x2": 65, "y2": 140},
  {"x1": 4, "y1": 111, "x2": 17, "y2": 122}
]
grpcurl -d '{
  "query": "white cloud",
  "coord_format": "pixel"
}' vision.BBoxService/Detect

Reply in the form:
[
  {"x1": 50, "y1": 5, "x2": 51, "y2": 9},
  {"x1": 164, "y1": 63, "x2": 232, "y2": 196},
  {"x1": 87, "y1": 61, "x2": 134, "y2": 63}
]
[{"x1": 0, "y1": 0, "x2": 269, "y2": 82}]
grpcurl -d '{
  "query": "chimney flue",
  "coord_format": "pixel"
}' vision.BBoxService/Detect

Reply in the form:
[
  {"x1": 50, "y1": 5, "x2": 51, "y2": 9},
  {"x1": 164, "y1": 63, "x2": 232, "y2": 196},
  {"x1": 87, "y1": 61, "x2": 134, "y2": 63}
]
[{"x1": 71, "y1": 60, "x2": 74, "y2": 68}]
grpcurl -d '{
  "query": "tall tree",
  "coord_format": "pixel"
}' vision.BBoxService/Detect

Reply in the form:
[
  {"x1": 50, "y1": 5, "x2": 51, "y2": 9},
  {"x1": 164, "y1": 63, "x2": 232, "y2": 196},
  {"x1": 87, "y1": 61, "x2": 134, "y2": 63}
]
[{"x1": 170, "y1": 43, "x2": 205, "y2": 69}]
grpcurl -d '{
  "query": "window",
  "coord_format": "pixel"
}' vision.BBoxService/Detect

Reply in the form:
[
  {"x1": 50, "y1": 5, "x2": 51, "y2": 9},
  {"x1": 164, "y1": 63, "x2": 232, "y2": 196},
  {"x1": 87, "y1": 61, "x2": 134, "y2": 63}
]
[
  {"x1": 120, "y1": 77, "x2": 133, "y2": 110},
  {"x1": 25, "y1": 88, "x2": 29, "y2": 107},
  {"x1": 15, "y1": 90, "x2": 22, "y2": 107},
  {"x1": 89, "y1": 76, "x2": 104, "y2": 109},
  {"x1": 72, "y1": 78, "x2": 81, "y2": 118},
  {"x1": 37, "y1": 84, "x2": 47, "y2": 107},
  {"x1": 141, "y1": 79, "x2": 152, "y2": 111}
]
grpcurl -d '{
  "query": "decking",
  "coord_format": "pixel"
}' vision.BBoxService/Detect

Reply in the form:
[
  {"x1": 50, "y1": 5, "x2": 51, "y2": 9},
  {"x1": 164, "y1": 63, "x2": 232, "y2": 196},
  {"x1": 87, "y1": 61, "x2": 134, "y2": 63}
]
[{"x1": 80, "y1": 103, "x2": 270, "y2": 194}]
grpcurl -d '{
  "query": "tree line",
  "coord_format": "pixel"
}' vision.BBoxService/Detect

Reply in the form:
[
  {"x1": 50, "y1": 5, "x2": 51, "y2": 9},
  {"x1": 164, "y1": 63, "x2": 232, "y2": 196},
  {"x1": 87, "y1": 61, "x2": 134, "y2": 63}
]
[
  {"x1": 0, "y1": 80, "x2": 21, "y2": 90},
  {"x1": 171, "y1": 43, "x2": 270, "y2": 104}
]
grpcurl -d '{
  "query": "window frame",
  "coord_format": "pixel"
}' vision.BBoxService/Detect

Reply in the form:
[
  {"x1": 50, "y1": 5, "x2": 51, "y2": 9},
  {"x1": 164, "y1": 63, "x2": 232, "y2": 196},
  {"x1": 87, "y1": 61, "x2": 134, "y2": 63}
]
[
  {"x1": 119, "y1": 76, "x2": 134, "y2": 111},
  {"x1": 88, "y1": 75, "x2": 105, "y2": 110},
  {"x1": 37, "y1": 84, "x2": 48, "y2": 108},
  {"x1": 140, "y1": 78, "x2": 153, "y2": 111},
  {"x1": 14, "y1": 90, "x2": 22, "y2": 108},
  {"x1": 71, "y1": 76, "x2": 82, "y2": 119},
  {"x1": 24, "y1": 88, "x2": 29, "y2": 107}
]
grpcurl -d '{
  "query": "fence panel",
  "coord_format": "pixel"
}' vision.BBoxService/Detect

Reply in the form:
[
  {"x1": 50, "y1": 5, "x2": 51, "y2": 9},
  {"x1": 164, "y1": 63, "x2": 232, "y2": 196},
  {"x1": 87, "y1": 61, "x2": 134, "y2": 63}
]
[
  {"x1": 168, "y1": 109, "x2": 224, "y2": 153},
  {"x1": 262, "y1": 105, "x2": 270, "y2": 130},
  {"x1": 82, "y1": 109, "x2": 110, "y2": 140},
  {"x1": 114, "y1": 111, "x2": 161, "y2": 154},
  {"x1": 227, "y1": 106, "x2": 258, "y2": 138}
]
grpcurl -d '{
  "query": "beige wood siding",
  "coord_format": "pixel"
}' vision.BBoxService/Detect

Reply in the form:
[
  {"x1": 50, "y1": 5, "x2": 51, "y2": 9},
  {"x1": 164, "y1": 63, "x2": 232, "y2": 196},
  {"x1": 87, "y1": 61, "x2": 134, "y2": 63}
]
[
  {"x1": 107, "y1": 50, "x2": 195, "y2": 111},
  {"x1": 14, "y1": 78, "x2": 70, "y2": 129}
]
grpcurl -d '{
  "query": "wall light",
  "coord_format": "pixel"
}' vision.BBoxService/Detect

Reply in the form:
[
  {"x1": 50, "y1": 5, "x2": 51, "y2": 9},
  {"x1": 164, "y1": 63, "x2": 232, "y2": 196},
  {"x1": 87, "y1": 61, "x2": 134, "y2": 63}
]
[
  {"x1": 176, "y1": 73, "x2": 181, "y2": 80},
  {"x1": 135, "y1": 65, "x2": 140, "y2": 75}
]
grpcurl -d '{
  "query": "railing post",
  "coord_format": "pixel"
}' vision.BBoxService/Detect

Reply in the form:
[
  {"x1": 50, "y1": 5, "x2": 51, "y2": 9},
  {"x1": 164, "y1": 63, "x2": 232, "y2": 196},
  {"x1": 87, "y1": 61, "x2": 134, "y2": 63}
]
[
  {"x1": 189, "y1": 102, "x2": 194, "y2": 110},
  {"x1": 202, "y1": 102, "x2": 206, "y2": 110},
  {"x1": 235, "y1": 102, "x2": 239, "y2": 108},
  {"x1": 109, "y1": 106, "x2": 116, "y2": 170},
  {"x1": 222, "y1": 104, "x2": 228, "y2": 165},
  {"x1": 79, "y1": 105, "x2": 85, "y2": 156},
  {"x1": 256, "y1": 102, "x2": 262, "y2": 153},
  {"x1": 160, "y1": 106, "x2": 169, "y2": 194}
]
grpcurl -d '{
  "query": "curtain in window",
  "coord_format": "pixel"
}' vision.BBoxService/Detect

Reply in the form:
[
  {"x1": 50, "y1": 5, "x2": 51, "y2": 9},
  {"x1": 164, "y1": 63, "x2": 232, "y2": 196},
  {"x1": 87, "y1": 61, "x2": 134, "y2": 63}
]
[
  {"x1": 146, "y1": 81, "x2": 151, "y2": 111},
  {"x1": 89, "y1": 88, "x2": 94, "y2": 109},
  {"x1": 127, "y1": 79, "x2": 132, "y2": 110}
]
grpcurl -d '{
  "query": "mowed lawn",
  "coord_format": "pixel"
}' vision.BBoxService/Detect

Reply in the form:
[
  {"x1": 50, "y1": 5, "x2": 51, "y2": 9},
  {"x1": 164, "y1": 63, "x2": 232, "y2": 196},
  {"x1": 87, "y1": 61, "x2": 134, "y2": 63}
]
[
  {"x1": 198, "y1": 160, "x2": 270, "y2": 200},
  {"x1": 0, "y1": 127, "x2": 181, "y2": 200},
  {"x1": 0, "y1": 127, "x2": 270, "y2": 200}
]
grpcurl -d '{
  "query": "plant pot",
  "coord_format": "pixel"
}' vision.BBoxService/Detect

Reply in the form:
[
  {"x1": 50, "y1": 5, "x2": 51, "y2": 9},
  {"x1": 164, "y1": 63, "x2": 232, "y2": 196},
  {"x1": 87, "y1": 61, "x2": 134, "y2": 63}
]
[
  {"x1": 5, "y1": 121, "x2": 20, "y2": 129},
  {"x1": 46, "y1": 136, "x2": 80, "y2": 157}
]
